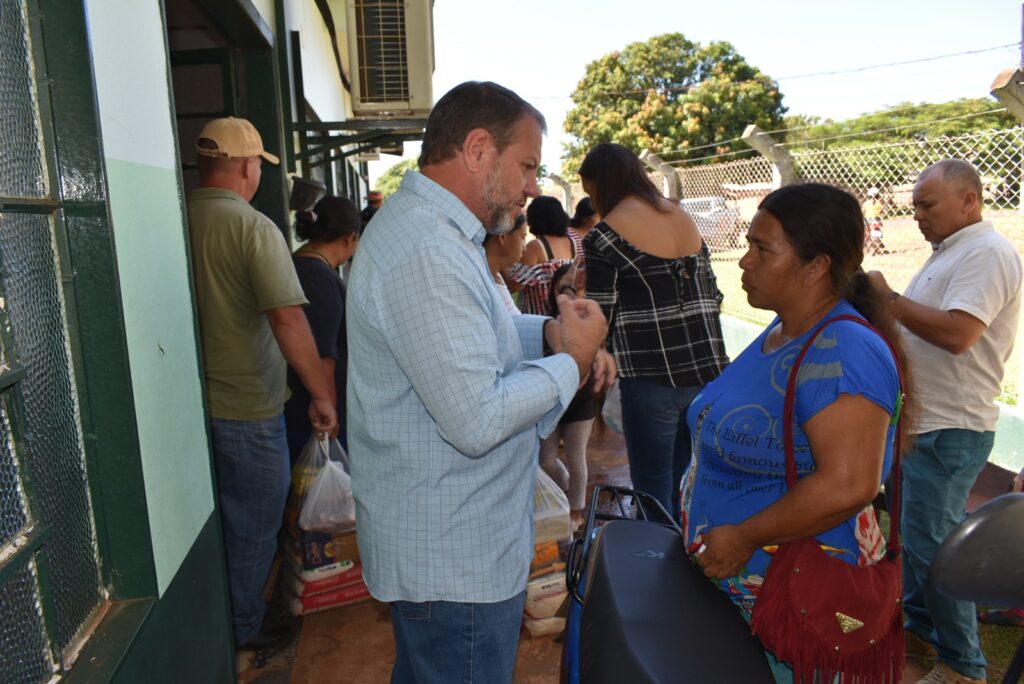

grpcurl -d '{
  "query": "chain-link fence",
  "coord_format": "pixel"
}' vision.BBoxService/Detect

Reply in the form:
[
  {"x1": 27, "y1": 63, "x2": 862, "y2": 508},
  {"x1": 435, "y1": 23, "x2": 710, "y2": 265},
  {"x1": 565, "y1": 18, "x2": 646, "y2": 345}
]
[{"x1": 661, "y1": 126, "x2": 1024, "y2": 403}]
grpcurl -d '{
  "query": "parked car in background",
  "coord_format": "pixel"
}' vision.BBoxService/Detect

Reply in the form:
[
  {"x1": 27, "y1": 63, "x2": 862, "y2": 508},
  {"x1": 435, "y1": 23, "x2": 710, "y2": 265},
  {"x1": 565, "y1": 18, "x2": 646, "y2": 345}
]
[{"x1": 680, "y1": 196, "x2": 745, "y2": 251}]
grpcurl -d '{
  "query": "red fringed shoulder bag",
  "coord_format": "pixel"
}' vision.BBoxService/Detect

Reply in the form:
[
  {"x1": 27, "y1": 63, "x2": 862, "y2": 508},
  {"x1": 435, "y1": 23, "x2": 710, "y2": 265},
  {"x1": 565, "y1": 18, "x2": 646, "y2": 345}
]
[{"x1": 749, "y1": 314, "x2": 905, "y2": 684}]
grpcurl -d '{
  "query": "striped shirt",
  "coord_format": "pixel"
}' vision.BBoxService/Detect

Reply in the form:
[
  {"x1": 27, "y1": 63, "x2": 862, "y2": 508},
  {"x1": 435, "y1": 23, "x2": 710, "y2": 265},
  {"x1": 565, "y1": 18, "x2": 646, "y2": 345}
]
[
  {"x1": 509, "y1": 232, "x2": 582, "y2": 315},
  {"x1": 506, "y1": 258, "x2": 572, "y2": 315},
  {"x1": 346, "y1": 171, "x2": 579, "y2": 603},
  {"x1": 583, "y1": 222, "x2": 729, "y2": 387}
]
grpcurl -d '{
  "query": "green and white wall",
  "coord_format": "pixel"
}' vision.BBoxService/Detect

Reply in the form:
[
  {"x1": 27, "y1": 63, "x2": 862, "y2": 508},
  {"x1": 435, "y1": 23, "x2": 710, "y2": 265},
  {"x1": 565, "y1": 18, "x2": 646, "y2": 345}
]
[{"x1": 84, "y1": 0, "x2": 215, "y2": 598}]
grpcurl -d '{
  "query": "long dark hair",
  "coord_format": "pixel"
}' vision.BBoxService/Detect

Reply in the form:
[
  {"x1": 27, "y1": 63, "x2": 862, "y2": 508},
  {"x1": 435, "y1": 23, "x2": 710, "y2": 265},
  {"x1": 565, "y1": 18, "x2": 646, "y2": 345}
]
[
  {"x1": 295, "y1": 195, "x2": 360, "y2": 242},
  {"x1": 578, "y1": 143, "x2": 665, "y2": 215},
  {"x1": 759, "y1": 183, "x2": 916, "y2": 442}
]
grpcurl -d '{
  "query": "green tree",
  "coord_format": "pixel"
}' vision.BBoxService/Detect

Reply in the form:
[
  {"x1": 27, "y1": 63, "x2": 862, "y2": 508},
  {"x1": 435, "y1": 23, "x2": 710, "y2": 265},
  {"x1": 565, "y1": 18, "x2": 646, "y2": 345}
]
[
  {"x1": 374, "y1": 158, "x2": 417, "y2": 197},
  {"x1": 561, "y1": 33, "x2": 786, "y2": 173}
]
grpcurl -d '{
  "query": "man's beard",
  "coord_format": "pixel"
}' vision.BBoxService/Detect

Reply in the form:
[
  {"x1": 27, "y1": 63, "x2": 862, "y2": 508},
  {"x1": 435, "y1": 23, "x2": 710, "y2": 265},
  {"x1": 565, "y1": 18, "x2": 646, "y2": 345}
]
[{"x1": 482, "y1": 166, "x2": 517, "y2": 236}]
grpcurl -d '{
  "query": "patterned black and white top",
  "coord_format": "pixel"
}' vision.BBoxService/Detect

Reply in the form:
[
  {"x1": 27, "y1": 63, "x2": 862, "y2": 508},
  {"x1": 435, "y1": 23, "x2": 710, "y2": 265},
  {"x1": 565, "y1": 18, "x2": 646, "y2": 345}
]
[{"x1": 583, "y1": 221, "x2": 729, "y2": 388}]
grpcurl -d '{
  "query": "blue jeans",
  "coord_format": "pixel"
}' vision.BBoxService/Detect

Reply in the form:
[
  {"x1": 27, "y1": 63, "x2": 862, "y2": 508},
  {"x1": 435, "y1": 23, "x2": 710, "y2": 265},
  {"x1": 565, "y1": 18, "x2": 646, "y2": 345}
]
[
  {"x1": 211, "y1": 414, "x2": 291, "y2": 646},
  {"x1": 389, "y1": 592, "x2": 526, "y2": 683},
  {"x1": 619, "y1": 377, "x2": 701, "y2": 523},
  {"x1": 902, "y1": 428, "x2": 994, "y2": 680}
]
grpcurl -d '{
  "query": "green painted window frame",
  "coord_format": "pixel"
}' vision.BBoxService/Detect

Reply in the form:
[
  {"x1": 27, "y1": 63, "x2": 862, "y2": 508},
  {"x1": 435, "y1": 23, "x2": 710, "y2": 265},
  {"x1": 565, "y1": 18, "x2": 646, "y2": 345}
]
[{"x1": 0, "y1": 0, "x2": 160, "y2": 678}]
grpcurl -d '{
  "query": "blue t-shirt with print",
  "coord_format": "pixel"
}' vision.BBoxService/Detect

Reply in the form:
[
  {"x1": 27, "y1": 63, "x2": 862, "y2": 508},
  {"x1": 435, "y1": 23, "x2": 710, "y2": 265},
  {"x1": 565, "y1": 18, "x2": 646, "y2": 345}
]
[{"x1": 681, "y1": 300, "x2": 900, "y2": 611}]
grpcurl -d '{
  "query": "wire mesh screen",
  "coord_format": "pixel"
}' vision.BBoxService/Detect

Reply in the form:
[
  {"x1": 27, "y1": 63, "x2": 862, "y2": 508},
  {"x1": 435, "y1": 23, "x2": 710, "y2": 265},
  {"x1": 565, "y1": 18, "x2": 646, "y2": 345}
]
[
  {"x1": 672, "y1": 155, "x2": 775, "y2": 256},
  {"x1": 0, "y1": 562, "x2": 53, "y2": 683},
  {"x1": 0, "y1": 1, "x2": 102, "y2": 674},
  {"x1": 0, "y1": 395, "x2": 28, "y2": 548},
  {"x1": 0, "y1": 0, "x2": 47, "y2": 198},
  {"x1": 661, "y1": 127, "x2": 1024, "y2": 403},
  {"x1": 0, "y1": 213, "x2": 101, "y2": 652}
]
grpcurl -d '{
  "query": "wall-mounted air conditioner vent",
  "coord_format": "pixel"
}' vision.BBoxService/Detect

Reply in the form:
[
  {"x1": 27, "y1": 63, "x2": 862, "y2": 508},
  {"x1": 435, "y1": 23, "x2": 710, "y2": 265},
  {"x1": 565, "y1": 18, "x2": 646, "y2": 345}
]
[{"x1": 345, "y1": 0, "x2": 434, "y2": 118}]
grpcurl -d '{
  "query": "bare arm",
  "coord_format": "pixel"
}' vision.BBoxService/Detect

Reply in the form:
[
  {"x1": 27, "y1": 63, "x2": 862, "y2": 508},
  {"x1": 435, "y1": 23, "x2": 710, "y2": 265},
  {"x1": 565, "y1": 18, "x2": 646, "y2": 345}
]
[
  {"x1": 696, "y1": 394, "x2": 889, "y2": 579},
  {"x1": 321, "y1": 357, "x2": 337, "y2": 408},
  {"x1": 891, "y1": 299, "x2": 985, "y2": 355},
  {"x1": 520, "y1": 239, "x2": 546, "y2": 266},
  {"x1": 866, "y1": 270, "x2": 985, "y2": 354},
  {"x1": 266, "y1": 305, "x2": 338, "y2": 434}
]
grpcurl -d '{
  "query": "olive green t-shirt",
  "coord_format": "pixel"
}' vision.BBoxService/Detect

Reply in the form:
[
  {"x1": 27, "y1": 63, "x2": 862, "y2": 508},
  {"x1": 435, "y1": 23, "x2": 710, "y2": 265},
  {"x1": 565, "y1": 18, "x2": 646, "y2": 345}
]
[{"x1": 187, "y1": 188, "x2": 308, "y2": 420}]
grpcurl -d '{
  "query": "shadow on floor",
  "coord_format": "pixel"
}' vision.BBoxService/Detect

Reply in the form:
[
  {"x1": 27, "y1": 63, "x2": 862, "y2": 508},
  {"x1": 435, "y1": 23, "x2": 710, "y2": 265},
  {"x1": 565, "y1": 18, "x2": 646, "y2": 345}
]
[{"x1": 239, "y1": 428, "x2": 1017, "y2": 683}]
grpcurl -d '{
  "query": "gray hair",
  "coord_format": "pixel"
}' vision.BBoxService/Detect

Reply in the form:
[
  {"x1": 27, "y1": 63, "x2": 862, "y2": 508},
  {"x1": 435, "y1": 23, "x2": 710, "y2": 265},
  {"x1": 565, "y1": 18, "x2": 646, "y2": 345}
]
[{"x1": 920, "y1": 159, "x2": 983, "y2": 198}]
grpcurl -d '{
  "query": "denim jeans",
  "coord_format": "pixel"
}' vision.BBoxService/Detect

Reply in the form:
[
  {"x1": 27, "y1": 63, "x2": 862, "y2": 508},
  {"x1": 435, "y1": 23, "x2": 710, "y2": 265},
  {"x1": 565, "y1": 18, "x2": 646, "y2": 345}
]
[
  {"x1": 210, "y1": 414, "x2": 291, "y2": 646},
  {"x1": 902, "y1": 428, "x2": 994, "y2": 680},
  {"x1": 618, "y1": 377, "x2": 701, "y2": 523},
  {"x1": 389, "y1": 592, "x2": 526, "y2": 683}
]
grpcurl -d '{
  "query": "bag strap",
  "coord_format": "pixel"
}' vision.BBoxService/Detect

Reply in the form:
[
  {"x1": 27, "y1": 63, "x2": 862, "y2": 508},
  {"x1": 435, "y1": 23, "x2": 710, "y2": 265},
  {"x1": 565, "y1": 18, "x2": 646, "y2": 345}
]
[
  {"x1": 782, "y1": 314, "x2": 905, "y2": 556},
  {"x1": 538, "y1": 235, "x2": 555, "y2": 260}
]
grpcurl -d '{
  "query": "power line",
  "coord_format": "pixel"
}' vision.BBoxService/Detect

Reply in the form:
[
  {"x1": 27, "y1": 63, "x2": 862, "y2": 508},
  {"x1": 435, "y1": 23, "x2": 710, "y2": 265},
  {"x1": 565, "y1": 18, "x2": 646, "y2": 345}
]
[
  {"x1": 659, "y1": 108, "x2": 1009, "y2": 164},
  {"x1": 774, "y1": 43, "x2": 1018, "y2": 81},
  {"x1": 557, "y1": 43, "x2": 1018, "y2": 100},
  {"x1": 654, "y1": 105, "x2": 1006, "y2": 158},
  {"x1": 659, "y1": 135, "x2": 748, "y2": 156},
  {"x1": 762, "y1": 102, "x2": 944, "y2": 136},
  {"x1": 776, "y1": 108, "x2": 1008, "y2": 147}
]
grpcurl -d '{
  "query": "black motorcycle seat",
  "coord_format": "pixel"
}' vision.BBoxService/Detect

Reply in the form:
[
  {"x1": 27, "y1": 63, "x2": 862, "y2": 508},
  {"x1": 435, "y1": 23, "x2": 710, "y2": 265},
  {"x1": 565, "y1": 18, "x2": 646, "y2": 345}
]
[
  {"x1": 930, "y1": 493, "x2": 1024, "y2": 607},
  {"x1": 579, "y1": 520, "x2": 773, "y2": 683}
]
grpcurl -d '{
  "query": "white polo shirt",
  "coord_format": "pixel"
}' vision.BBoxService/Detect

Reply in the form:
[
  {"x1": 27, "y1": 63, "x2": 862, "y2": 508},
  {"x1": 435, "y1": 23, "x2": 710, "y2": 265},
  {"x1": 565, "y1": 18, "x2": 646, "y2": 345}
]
[{"x1": 903, "y1": 220, "x2": 1022, "y2": 433}]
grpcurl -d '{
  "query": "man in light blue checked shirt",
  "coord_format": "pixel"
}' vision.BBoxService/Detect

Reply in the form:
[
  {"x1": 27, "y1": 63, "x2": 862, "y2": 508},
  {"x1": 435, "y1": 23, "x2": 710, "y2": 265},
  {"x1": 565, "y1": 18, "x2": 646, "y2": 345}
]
[{"x1": 347, "y1": 81, "x2": 614, "y2": 683}]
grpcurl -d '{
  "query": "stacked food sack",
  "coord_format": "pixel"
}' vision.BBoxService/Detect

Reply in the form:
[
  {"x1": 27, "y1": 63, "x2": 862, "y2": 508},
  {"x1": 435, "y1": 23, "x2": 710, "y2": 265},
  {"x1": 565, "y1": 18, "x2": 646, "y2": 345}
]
[
  {"x1": 284, "y1": 436, "x2": 369, "y2": 616},
  {"x1": 525, "y1": 468, "x2": 572, "y2": 637}
]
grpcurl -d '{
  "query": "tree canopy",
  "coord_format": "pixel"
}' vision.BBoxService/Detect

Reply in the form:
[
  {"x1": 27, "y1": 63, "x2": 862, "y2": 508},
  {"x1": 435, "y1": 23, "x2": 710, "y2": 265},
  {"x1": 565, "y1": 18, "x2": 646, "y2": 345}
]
[
  {"x1": 781, "y1": 98, "x2": 1017, "y2": 148},
  {"x1": 561, "y1": 33, "x2": 786, "y2": 173},
  {"x1": 373, "y1": 158, "x2": 417, "y2": 197}
]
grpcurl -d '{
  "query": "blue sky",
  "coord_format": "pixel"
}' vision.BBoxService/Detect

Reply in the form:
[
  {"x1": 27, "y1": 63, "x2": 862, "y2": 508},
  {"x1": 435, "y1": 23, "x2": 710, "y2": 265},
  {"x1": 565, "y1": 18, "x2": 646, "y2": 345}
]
[{"x1": 371, "y1": 0, "x2": 1021, "y2": 180}]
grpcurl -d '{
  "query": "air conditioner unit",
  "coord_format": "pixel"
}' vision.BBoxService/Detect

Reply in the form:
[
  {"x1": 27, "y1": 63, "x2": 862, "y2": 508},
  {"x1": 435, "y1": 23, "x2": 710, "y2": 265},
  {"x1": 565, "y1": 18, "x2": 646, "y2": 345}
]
[{"x1": 345, "y1": 0, "x2": 434, "y2": 118}]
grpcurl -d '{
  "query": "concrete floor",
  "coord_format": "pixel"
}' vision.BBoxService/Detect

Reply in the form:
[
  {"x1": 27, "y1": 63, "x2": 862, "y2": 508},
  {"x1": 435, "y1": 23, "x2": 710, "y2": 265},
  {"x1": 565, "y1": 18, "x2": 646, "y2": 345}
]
[{"x1": 238, "y1": 427, "x2": 1012, "y2": 683}]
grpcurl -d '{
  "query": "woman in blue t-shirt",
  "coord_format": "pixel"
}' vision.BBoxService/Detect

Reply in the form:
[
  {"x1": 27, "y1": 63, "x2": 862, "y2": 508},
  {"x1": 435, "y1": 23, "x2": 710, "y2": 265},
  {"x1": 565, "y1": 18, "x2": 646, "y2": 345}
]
[{"x1": 683, "y1": 184, "x2": 915, "y2": 674}]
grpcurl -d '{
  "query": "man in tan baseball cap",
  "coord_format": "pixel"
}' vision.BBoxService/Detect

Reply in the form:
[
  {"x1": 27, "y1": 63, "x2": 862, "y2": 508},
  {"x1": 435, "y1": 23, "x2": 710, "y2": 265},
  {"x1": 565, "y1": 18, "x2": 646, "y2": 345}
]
[
  {"x1": 196, "y1": 116, "x2": 280, "y2": 165},
  {"x1": 188, "y1": 116, "x2": 336, "y2": 651}
]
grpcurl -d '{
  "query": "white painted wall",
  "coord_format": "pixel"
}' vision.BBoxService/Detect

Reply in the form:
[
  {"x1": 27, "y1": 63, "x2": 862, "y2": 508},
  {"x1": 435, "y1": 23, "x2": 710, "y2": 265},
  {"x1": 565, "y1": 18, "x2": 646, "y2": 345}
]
[
  {"x1": 285, "y1": 0, "x2": 349, "y2": 122},
  {"x1": 250, "y1": 0, "x2": 276, "y2": 31}
]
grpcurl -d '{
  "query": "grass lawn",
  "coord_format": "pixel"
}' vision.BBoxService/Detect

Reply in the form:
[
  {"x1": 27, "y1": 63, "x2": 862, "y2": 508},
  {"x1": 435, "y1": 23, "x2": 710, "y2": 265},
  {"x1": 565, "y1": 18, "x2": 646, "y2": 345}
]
[{"x1": 978, "y1": 616, "x2": 1022, "y2": 682}]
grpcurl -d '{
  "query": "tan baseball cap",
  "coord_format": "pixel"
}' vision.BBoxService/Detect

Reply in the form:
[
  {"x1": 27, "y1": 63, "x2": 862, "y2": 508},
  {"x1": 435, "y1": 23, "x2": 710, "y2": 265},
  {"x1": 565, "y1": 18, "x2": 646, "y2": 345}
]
[{"x1": 195, "y1": 117, "x2": 280, "y2": 165}]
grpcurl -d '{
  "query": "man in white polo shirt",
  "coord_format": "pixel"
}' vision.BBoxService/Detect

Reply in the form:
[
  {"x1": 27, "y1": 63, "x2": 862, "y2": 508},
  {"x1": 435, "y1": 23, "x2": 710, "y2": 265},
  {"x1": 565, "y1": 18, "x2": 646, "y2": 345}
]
[{"x1": 869, "y1": 159, "x2": 1022, "y2": 684}]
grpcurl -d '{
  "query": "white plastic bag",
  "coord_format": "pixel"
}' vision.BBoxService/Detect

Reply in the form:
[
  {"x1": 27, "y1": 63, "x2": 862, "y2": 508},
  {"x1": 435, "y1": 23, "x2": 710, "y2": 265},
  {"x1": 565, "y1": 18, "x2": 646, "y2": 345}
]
[
  {"x1": 298, "y1": 453, "x2": 356, "y2": 534},
  {"x1": 291, "y1": 435, "x2": 350, "y2": 498},
  {"x1": 534, "y1": 467, "x2": 572, "y2": 544},
  {"x1": 601, "y1": 379, "x2": 623, "y2": 434}
]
